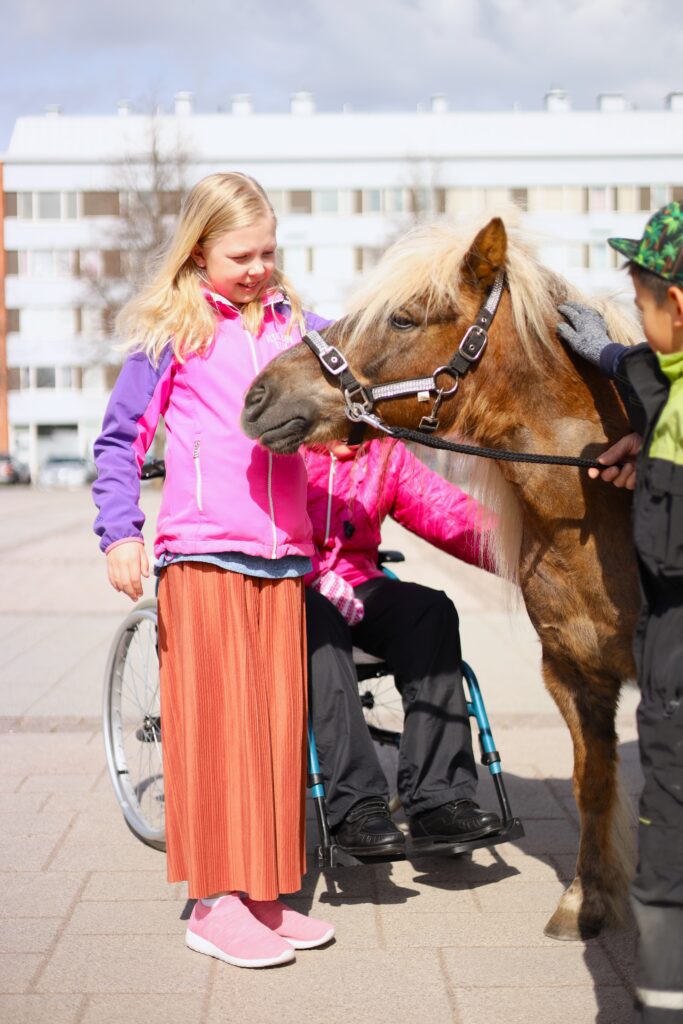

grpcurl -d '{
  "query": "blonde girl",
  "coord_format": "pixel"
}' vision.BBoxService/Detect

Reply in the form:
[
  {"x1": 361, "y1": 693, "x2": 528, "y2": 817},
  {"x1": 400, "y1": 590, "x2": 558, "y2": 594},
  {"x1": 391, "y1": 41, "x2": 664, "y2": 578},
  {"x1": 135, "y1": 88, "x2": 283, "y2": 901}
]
[{"x1": 93, "y1": 172, "x2": 333, "y2": 968}]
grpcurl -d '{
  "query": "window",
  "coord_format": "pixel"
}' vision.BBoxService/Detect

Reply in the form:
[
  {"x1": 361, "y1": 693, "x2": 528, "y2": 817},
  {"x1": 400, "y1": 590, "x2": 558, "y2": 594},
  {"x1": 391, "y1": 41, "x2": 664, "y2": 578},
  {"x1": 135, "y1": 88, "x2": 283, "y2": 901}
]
[
  {"x1": 652, "y1": 185, "x2": 670, "y2": 207},
  {"x1": 57, "y1": 366, "x2": 81, "y2": 389},
  {"x1": 615, "y1": 187, "x2": 637, "y2": 213},
  {"x1": 352, "y1": 190, "x2": 363, "y2": 215},
  {"x1": 5, "y1": 251, "x2": 18, "y2": 275},
  {"x1": 384, "y1": 188, "x2": 405, "y2": 214},
  {"x1": 36, "y1": 367, "x2": 56, "y2": 389},
  {"x1": 159, "y1": 191, "x2": 182, "y2": 215},
  {"x1": 32, "y1": 251, "x2": 57, "y2": 276},
  {"x1": 588, "y1": 188, "x2": 609, "y2": 213},
  {"x1": 527, "y1": 187, "x2": 564, "y2": 212},
  {"x1": 37, "y1": 192, "x2": 61, "y2": 219},
  {"x1": 288, "y1": 191, "x2": 312, "y2": 215},
  {"x1": 363, "y1": 190, "x2": 381, "y2": 214},
  {"x1": 672, "y1": 187, "x2": 683, "y2": 204},
  {"x1": 510, "y1": 188, "x2": 528, "y2": 211},
  {"x1": 17, "y1": 193, "x2": 33, "y2": 219},
  {"x1": 82, "y1": 191, "x2": 120, "y2": 216},
  {"x1": 64, "y1": 192, "x2": 78, "y2": 218},
  {"x1": 638, "y1": 187, "x2": 651, "y2": 212},
  {"x1": 102, "y1": 251, "x2": 123, "y2": 278},
  {"x1": 283, "y1": 247, "x2": 313, "y2": 276},
  {"x1": 589, "y1": 243, "x2": 608, "y2": 269},
  {"x1": 4, "y1": 193, "x2": 17, "y2": 217},
  {"x1": 266, "y1": 190, "x2": 286, "y2": 217},
  {"x1": 79, "y1": 251, "x2": 104, "y2": 278},
  {"x1": 354, "y1": 247, "x2": 382, "y2": 273},
  {"x1": 313, "y1": 190, "x2": 339, "y2": 214},
  {"x1": 7, "y1": 367, "x2": 21, "y2": 390},
  {"x1": 434, "y1": 188, "x2": 446, "y2": 214},
  {"x1": 6, "y1": 309, "x2": 20, "y2": 332}
]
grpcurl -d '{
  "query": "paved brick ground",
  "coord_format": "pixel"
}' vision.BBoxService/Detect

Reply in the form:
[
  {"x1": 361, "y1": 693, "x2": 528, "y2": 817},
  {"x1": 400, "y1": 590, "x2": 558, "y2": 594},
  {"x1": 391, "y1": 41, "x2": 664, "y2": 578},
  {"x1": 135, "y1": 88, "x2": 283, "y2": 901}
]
[{"x1": 0, "y1": 484, "x2": 640, "y2": 1023}]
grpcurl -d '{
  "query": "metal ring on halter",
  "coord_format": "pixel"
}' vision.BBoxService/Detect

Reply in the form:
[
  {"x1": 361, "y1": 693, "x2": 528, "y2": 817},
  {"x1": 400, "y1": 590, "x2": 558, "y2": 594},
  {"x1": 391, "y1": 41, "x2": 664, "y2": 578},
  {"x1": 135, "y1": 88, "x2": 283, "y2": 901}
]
[{"x1": 432, "y1": 366, "x2": 460, "y2": 395}]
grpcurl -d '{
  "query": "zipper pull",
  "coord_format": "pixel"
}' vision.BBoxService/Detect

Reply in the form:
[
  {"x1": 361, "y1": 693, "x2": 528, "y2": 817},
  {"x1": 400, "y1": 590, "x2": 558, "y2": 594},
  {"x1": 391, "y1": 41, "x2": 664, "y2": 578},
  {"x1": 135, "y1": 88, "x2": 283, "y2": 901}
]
[{"x1": 193, "y1": 441, "x2": 200, "y2": 458}]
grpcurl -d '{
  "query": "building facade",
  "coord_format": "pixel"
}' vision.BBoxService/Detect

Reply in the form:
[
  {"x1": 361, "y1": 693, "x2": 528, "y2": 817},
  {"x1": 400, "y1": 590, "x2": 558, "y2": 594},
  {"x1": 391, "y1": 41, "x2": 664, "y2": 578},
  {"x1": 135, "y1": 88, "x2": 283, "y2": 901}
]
[{"x1": 2, "y1": 88, "x2": 683, "y2": 474}]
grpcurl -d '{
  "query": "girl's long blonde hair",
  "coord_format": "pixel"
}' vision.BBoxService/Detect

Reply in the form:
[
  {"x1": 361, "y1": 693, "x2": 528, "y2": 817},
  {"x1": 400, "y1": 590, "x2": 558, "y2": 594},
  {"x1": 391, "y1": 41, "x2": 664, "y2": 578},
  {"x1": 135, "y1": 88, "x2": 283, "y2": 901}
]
[{"x1": 117, "y1": 172, "x2": 304, "y2": 363}]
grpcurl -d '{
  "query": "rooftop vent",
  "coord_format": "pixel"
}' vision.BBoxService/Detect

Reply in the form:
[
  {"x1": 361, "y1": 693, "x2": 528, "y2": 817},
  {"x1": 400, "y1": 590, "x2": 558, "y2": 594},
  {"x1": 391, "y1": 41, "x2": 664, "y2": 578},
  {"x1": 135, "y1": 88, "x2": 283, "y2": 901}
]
[
  {"x1": 430, "y1": 93, "x2": 448, "y2": 114},
  {"x1": 544, "y1": 88, "x2": 570, "y2": 113},
  {"x1": 44, "y1": 104, "x2": 62, "y2": 118},
  {"x1": 117, "y1": 100, "x2": 131, "y2": 117},
  {"x1": 667, "y1": 92, "x2": 683, "y2": 112},
  {"x1": 291, "y1": 91, "x2": 315, "y2": 116},
  {"x1": 231, "y1": 94, "x2": 253, "y2": 116},
  {"x1": 598, "y1": 93, "x2": 628, "y2": 112},
  {"x1": 174, "y1": 92, "x2": 193, "y2": 116}
]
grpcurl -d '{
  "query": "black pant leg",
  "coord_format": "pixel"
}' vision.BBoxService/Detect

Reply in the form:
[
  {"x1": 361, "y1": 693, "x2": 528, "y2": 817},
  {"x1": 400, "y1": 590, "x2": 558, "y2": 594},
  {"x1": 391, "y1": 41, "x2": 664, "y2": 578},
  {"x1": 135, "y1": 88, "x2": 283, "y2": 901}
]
[
  {"x1": 632, "y1": 696, "x2": 683, "y2": 1020},
  {"x1": 352, "y1": 577, "x2": 477, "y2": 818},
  {"x1": 305, "y1": 588, "x2": 388, "y2": 828}
]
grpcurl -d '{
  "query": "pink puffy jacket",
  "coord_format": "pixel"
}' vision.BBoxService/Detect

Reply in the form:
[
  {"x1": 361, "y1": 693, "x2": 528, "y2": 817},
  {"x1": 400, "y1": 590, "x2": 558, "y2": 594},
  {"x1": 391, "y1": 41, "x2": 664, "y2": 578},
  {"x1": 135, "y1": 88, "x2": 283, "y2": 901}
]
[{"x1": 303, "y1": 440, "x2": 494, "y2": 588}]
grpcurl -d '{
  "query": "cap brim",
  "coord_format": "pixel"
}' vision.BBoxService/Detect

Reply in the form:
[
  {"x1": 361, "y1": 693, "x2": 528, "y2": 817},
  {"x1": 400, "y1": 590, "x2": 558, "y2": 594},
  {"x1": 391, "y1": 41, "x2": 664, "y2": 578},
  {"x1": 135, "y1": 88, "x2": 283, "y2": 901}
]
[{"x1": 607, "y1": 236, "x2": 640, "y2": 260}]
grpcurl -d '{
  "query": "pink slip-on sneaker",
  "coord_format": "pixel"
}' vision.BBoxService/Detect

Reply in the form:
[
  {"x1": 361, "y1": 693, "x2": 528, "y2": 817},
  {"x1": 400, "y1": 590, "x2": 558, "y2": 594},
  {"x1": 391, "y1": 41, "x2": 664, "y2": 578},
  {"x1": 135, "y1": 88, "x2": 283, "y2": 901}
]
[
  {"x1": 243, "y1": 897, "x2": 335, "y2": 950},
  {"x1": 186, "y1": 894, "x2": 295, "y2": 968}
]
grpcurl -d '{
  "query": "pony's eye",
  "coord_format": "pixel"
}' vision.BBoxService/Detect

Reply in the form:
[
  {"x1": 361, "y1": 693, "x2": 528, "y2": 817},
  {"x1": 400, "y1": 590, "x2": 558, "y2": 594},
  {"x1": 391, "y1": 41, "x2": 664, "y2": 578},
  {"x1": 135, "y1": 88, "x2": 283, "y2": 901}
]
[{"x1": 390, "y1": 313, "x2": 415, "y2": 330}]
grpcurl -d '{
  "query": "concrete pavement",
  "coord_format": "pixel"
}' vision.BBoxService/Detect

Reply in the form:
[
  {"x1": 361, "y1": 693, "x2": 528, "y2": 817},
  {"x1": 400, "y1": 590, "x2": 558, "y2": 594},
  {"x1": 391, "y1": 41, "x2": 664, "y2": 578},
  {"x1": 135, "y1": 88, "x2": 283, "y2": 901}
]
[{"x1": 0, "y1": 484, "x2": 640, "y2": 1023}]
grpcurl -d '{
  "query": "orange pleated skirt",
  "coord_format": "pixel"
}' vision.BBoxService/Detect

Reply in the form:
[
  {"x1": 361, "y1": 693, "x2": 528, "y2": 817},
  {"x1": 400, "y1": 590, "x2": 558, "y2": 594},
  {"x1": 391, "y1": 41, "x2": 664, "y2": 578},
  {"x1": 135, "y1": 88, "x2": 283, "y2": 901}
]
[{"x1": 157, "y1": 563, "x2": 307, "y2": 900}]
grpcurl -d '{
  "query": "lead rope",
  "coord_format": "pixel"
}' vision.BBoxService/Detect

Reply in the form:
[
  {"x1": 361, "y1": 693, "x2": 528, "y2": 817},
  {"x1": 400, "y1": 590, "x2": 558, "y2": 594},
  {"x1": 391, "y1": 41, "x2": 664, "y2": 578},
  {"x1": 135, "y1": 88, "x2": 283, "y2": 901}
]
[{"x1": 379, "y1": 424, "x2": 605, "y2": 470}]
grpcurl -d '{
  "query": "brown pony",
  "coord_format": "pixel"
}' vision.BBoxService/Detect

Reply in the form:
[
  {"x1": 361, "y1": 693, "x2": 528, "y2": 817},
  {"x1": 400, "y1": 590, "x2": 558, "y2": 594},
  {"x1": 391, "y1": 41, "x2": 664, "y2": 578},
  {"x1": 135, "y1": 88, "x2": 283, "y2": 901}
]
[{"x1": 241, "y1": 215, "x2": 641, "y2": 941}]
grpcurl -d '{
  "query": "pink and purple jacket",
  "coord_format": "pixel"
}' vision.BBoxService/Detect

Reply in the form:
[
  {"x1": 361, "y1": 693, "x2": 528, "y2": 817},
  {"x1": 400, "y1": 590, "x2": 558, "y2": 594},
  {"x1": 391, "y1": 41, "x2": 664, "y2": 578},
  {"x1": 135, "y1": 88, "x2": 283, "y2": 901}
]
[
  {"x1": 303, "y1": 440, "x2": 495, "y2": 589},
  {"x1": 93, "y1": 292, "x2": 328, "y2": 559}
]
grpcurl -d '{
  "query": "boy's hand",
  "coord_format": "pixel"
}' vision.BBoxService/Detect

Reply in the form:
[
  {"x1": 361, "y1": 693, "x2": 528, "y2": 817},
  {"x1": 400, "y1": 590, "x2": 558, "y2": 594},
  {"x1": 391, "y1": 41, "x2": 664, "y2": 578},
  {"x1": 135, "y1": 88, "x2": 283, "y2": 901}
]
[
  {"x1": 106, "y1": 542, "x2": 150, "y2": 601},
  {"x1": 588, "y1": 433, "x2": 642, "y2": 490},
  {"x1": 557, "y1": 302, "x2": 612, "y2": 366}
]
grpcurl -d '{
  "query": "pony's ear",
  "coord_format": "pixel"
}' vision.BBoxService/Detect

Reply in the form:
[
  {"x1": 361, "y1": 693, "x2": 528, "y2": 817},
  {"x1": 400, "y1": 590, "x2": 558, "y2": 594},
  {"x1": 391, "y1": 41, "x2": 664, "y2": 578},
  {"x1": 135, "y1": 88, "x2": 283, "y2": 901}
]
[{"x1": 462, "y1": 218, "x2": 507, "y2": 290}]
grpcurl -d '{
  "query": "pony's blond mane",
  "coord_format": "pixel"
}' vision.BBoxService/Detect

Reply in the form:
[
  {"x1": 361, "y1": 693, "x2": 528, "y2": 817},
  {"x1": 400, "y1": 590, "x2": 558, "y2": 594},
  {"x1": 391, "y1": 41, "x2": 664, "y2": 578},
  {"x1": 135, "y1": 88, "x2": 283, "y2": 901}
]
[{"x1": 345, "y1": 211, "x2": 642, "y2": 585}]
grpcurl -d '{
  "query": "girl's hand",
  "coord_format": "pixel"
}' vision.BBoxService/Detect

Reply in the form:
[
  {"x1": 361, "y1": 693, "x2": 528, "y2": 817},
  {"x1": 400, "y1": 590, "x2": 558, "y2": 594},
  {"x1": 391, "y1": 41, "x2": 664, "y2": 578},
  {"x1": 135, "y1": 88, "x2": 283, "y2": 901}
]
[
  {"x1": 106, "y1": 542, "x2": 150, "y2": 601},
  {"x1": 588, "y1": 433, "x2": 642, "y2": 490}
]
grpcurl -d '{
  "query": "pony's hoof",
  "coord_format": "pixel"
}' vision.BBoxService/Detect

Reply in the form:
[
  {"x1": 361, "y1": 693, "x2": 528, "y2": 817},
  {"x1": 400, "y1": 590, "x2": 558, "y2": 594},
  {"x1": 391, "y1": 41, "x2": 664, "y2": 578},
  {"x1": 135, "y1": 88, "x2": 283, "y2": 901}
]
[
  {"x1": 543, "y1": 878, "x2": 604, "y2": 941},
  {"x1": 543, "y1": 907, "x2": 602, "y2": 942}
]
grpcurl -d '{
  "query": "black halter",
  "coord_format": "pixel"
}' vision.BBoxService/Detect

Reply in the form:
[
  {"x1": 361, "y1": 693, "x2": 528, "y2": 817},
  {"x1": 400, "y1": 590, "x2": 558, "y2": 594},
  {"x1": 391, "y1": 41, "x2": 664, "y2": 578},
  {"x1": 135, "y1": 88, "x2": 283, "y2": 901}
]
[{"x1": 302, "y1": 271, "x2": 506, "y2": 444}]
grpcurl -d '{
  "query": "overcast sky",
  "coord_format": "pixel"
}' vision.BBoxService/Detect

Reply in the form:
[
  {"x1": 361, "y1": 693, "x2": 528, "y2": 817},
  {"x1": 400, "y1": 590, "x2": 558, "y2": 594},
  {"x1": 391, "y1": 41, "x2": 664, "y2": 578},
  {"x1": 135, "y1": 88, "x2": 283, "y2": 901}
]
[{"x1": 1, "y1": 0, "x2": 681, "y2": 151}]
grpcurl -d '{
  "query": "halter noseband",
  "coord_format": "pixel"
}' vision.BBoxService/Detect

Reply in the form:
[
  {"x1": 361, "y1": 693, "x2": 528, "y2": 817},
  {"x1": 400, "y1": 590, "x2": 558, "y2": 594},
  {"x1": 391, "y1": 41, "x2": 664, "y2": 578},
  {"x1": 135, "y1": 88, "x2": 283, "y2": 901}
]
[{"x1": 301, "y1": 270, "x2": 505, "y2": 443}]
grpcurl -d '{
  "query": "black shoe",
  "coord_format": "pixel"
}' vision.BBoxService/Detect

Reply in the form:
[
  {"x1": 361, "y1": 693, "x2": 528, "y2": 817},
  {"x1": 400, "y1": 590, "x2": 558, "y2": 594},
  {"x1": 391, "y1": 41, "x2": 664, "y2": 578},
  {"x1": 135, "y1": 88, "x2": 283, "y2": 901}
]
[
  {"x1": 409, "y1": 799, "x2": 502, "y2": 843},
  {"x1": 332, "y1": 798, "x2": 406, "y2": 857}
]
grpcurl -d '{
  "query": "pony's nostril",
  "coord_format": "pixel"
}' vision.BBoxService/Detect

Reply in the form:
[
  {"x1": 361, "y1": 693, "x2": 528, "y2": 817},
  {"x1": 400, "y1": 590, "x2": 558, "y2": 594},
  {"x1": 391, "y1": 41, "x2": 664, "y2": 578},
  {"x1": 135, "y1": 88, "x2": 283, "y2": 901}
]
[{"x1": 244, "y1": 383, "x2": 269, "y2": 419}]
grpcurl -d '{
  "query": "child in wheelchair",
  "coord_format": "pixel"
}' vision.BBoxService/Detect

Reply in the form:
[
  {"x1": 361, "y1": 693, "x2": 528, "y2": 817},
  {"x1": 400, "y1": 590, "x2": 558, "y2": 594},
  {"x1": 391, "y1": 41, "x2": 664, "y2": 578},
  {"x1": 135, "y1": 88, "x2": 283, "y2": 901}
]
[{"x1": 304, "y1": 438, "x2": 502, "y2": 856}]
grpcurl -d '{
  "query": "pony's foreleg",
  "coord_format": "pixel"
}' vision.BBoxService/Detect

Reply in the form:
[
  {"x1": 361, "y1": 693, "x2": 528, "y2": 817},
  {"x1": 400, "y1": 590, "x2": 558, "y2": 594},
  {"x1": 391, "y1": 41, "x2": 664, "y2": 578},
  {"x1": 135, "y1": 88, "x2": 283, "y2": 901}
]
[{"x1": 540, "y1": 653, "x2": 633, "y2": 941}]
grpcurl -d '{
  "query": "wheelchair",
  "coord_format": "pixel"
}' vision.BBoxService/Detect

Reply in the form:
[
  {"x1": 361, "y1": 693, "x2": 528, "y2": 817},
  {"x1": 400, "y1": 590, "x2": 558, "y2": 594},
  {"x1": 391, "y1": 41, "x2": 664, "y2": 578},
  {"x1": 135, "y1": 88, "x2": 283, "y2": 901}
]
[{"x1": 102, "y1": 460, "x2": 524, "y2": 864}]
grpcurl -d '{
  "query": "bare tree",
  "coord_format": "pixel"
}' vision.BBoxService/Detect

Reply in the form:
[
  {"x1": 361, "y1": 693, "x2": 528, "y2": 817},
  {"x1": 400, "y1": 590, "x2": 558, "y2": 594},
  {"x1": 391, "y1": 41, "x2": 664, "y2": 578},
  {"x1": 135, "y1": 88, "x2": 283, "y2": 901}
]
[{"x1": 81, "y1": 113, "x2": 190, "y2": 459}]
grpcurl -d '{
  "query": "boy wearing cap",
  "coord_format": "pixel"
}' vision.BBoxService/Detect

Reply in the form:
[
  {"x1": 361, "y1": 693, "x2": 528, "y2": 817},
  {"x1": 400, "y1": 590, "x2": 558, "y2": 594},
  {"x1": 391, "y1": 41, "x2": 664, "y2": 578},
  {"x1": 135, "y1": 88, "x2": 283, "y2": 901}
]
[{"x1": 558, "y1": 201, "x2": 683, "y2": 1024}]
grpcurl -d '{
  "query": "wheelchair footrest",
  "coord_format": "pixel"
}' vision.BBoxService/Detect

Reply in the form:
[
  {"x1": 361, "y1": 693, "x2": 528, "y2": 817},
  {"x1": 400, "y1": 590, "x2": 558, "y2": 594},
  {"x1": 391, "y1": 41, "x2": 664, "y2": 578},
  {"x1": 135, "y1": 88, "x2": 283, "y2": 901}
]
[
  {"x1": 314, "y1": 843, "x2": 406, "y2": 868},
  {"x1": 408, "y1": 816, "x2": 525, "y2": 858}
]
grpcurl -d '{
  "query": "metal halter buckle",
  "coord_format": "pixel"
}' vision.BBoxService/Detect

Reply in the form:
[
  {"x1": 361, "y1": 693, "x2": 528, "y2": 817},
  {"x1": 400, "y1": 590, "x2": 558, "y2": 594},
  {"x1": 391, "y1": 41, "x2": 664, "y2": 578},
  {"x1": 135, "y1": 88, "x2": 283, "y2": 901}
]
[
  {"x1": 458, "y1": 325, "x2": 488, "y2": 363},
  {"x1": 320, "y1": 347, "x2": 349, "y2": 376},
  {"x1": 343, "y1": 382, "x2": 373, "y2": 421}
]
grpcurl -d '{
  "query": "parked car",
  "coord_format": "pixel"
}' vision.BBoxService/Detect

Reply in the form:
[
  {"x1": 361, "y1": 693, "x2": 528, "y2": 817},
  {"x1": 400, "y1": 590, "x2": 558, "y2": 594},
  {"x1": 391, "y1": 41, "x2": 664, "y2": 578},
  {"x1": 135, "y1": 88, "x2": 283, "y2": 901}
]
[
  {"x1": 37, "y1": 455, "x2": 97, "y2": 489},
  {"x1": 0, "y1": 453, "x2": 31, "y2": 485}
]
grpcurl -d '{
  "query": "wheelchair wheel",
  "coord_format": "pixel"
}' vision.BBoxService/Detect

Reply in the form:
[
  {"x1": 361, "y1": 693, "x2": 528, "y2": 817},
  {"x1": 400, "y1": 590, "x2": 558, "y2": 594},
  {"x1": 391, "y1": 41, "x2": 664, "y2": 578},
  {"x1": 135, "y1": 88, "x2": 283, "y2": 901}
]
[
  {"x1": 102, "y1": 598, "x2": 166, "y2": 851},
  {"x1": 355, "y1": 655, "x2": 403, "y2": 813}
]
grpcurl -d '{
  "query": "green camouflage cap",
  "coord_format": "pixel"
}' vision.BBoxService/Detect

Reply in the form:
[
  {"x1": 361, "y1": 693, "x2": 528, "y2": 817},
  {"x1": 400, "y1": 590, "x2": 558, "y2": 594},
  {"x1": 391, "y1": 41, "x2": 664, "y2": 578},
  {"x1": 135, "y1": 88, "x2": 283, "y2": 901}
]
[{"x1": 608, "y1": 201, "x2": 683, "y2": 285}]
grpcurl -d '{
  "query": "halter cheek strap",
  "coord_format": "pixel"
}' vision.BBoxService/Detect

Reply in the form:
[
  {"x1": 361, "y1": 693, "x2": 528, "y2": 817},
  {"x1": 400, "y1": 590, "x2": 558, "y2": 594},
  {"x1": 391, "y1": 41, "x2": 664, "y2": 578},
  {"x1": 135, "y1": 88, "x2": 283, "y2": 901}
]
[{"x1": 301, "y1": 269, "x2": 506, "y2": 441}]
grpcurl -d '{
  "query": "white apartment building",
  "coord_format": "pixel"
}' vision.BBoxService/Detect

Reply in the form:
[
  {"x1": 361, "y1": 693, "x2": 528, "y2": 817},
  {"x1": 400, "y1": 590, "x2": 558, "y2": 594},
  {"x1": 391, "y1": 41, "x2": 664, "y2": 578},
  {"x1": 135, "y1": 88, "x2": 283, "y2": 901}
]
[{"x1": 2, "y1": 88, "x2": 683, "y2": 474}]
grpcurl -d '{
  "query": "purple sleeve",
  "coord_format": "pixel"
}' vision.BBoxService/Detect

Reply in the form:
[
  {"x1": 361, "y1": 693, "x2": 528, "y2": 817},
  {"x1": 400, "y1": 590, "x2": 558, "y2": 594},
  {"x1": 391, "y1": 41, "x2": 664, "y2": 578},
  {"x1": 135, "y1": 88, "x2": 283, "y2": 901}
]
[
  {"x1": 304, "y1": 310, "x2": 334, "y2": 333},
  {"x1": 92, "y1": 348, "x2": 173, "y2": 552}
]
